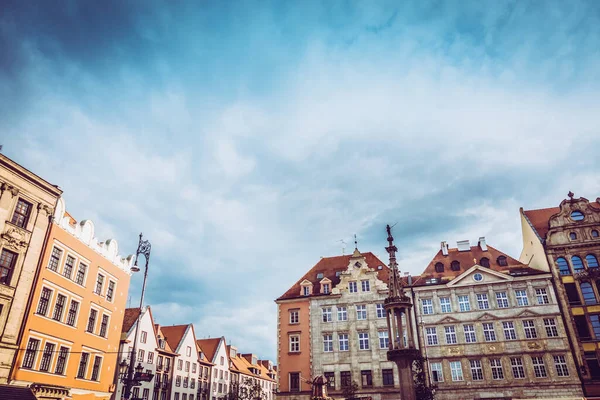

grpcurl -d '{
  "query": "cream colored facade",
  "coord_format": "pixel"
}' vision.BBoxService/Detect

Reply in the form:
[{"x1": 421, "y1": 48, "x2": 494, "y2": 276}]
[{"x1": 0, "y1": 154, "x2": 61, "y2": 383}]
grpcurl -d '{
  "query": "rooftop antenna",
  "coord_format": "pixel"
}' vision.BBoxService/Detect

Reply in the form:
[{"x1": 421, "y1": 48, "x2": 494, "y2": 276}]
[
  {"x1": 338, "y1": 239, "x2": 346, "y2": 255},
  {"x1": 354, "y1": 234, "x2": 358, "y2": 249}
]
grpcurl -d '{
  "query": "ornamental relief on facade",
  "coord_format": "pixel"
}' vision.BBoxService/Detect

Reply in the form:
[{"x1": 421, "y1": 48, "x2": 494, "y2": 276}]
[
  {"x1": 0, "y1": 181, "x2": 19, "y2": 198},
  {"x1": 1, "y1": 227, "x2": 28, "y2": 251}
]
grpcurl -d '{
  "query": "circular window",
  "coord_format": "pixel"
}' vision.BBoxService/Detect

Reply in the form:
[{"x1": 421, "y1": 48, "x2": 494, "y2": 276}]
[
  {"x1": 473, "y1": 273, "x2": 483, "y2": 282},
  {"x1": 570, "y1": 232, "x2": 577, "y2": 240},
  {"x1": 571, "y1": 210, "x2": 584, "y2": 221}
]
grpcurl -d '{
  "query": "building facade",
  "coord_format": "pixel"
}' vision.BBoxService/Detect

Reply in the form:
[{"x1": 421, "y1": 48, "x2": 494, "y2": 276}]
[
  {"x1": 163, "y1": 324, "x2": 200, "y2": 400},
  {"x1": 197, "y1": 337, "x2": 230, "y2": 400},
  {"x1": 412, "y1": 238, "x2": 583, "y2": 400},
  {"x1": 156, "y1": 324, "x2": 177, "y2": 400},
  {"x1": 11, "y1": 197, "x2": 132, "y2": 400},
  {"x1": 229, "y1": 352, "x2": 276, "y2": 400},
  {"x1": 520, "y1": 193, "x2": 600, "y2": 397},
  {"x1": 196, "y1": 343, "x2": 213, "y2": 400},
  {"x1": 0, "y1": 154, "x2": 62, "y2": 383}
]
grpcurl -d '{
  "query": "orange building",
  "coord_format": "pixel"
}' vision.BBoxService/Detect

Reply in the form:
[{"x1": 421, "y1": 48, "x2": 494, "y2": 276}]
[{"x1": 10, "y1": 197, "x2": 133, "y2": 400}]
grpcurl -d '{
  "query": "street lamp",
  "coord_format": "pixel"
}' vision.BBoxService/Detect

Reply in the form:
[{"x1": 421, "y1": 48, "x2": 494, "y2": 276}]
[{"x1": 122, "y1": 233, "x2": 152, "y2": 400}]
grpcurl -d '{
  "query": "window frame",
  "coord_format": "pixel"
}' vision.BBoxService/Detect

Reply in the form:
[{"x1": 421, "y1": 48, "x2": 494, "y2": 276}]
[
  {"x1": 0, "y1": 248, "x2": 18, "y2": 285},
  {"x1": 11, "y1": 198, "x2": 33, "y2": 228}
]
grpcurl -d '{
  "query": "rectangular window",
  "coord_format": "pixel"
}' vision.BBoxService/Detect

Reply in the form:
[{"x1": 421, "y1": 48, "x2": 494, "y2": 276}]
[
  {"x1": 322, "y1": 283, "x2": 330, "y2": 294},
  {"x1": 337, "y1": 306, "x2": 347, "y2": 321},
  {"x1": 439, "y1": 297, "x2": 451, "y2": 313},
  {"x1": 511, "y1": 357, "x2": 525, "y2": 379},
  {"x1": 339, "y1": 333, "x2": 349, "y2": 351},
  {"x1": 0, "y1": 249, "x2": 17, "y2": 285},
  {"x1": 523, "y1": 320, "x2": 538, "y2": 339},
  {"x1": 48, "y1": 247, "x2": 62, "y2": 272},
  {"x1": 360, "y1": 370, "x2": 372, "y2": 387},
  {"x1": 53, "y1": 294, "x2": 66, "y2": 321},
  {"x1": 100, "y1": 315, "x2": 109, "y2": 337},
  {"x1": 470, "y1": 359, "x2": 483, "y2": 380},
  {"x1": 323, "y1": 335, "x2": 333, "y2": 352},
  {"x1": 361, "y1": 280, "x2": 370, "y2": 292},
  {"x1": 376, "y1": 304, "x2": 385, "y2": 318},
  {"x1": 63, "y1": 255, "x2": 75, "y2": 279},
  {"x1": 184, "y1": 377, "x2": 189, "y2": 387},
  {"x1": 358, "y1": 332, "x2": 370, "y2": 350},
  {"x1": 502, "y1": 321, "x2": 517, "y2": 340},
  {"x1": 91, "y1": 356, "x2": 102, "y2": 381},
  {"x1": 141, "y1": 331, "x2": 148, "y2": 343},
  {"x1": 55, "y1": 346, "x2": 69, "y2": 375},
  {"x1": 143, "y1": 389, "x2": 150, "y2": 400},
  {"x1": 490, "y1": 358, "x2": 504, "y2": 380},
  {"x1": 176, "y1": 376, "x2": 181, "y2": 386},
  {"x1": 138, "y1": 349, "x2": 145, "y2": 362},
  {"x1": 322, "y1": 307, "x2": 332, "y2": 322},
  {"x1": 107, "y1": 281, "x2": 115, "y2": 302},
  {"x1": 430, "y1": 362, "x2": 443, "y2": 382},
  {"x1": 496, "y1": 292, "x2": 509, "y2": 308},
  {"x1": 339, "y1": 371, "x2": 351, "y2": 388},
  {"x1": 37, "y1": 287, "x2": 52, "y2": 316},
  {"x1": 289, "y1": 335, "x2": 300, "y2": 352},
  {"x1": 515, "y1": 289, "x2": 529, "y2": 306},
  {"x1": 324, "y1": 372, "x2": 335, "y2": 388},
  {"x1": 87, "y1": 309, "x2": 97, "y2": 333},
  {"x1": 565, "y1": 283, "x2": 581, "y2": 305},
  {"x1": 66, "y1": 300, "x2": 79, "y2": 326},
  {"x1": 95, "y1": 274, "x2": 104, "y2": 295},
  {"x1": 23, "y1": 338, "x2": 40, "y2": 369},
  {"x1": 463, "y1": 324, "x2": 476, "y2": 343},
  {"x1": 426, "y1": 327, "x2": 438, "y2": 345},
  {"x1": 178, "y1": 359, "x2": 183, "y2": 370},
  {"x1": 444, "y1": 326, "x2": 457, "y2": 344},
  {"x1": 458, "y1": 295, "x2": 470, "y2": 312},
  {"x1": 590, "y1": 315, "x2": 600, "y2": 338},
  {"x1": 290, "y1": 372, "x2": 300, "y2": 392},
  {"x1": 356, "y1": 305, "x2": 367, "y2": 320},
  {"x1": 303, "y1": 286, "x2": 310, "y2": 296},
  {"x1": 289, "y1": 310, "x2": 299, "y2": 324},
  {"x1": 476, "y1": 293, "x2": 489, "y2": 309},
  {"x1": 544, "y1": 318, "x2": 559, "y2": 337},
  {"x1": 77, "y1": 352, "x2": 89, "y2": 378},
  {"x1": 349, "y1": 282, "x2": 358, "y2": 293},
  {"x1": 483, "y1": 323, "x2": 496, "y2": 341},
  {"x1": 554, "y1": 355, "x2": 570, "y2": 377},
  {"x1": 39, "y1": 342, "x2": 55, "y2": 372},
  {"x1": 532, "y1": 356, "x2": 547, "y2": 378},
  {"x1": 421, "y1": 299, "x2": 433, "y2": 315},
  {"x1": 382, "y1": 369, "x2": 394, "y2": 386},
  {"x1": 536, "y1": 288, "x2": 549, "y2": 304},
  {"x1": 450, "y1": 361, "x2": 463, "y2": 381},
  {"x1": 76, "y1": 263, "x2": 87, "y2": 285},
  {"x1": 378, "y1": 331, "x2": 389, "y2": 349},
  {"x1": 11, "y1": 198, "x2": 32, "y2": 228}
]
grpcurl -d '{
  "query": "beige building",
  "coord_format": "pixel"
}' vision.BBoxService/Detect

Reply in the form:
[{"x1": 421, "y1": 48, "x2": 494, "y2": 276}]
[
  {"x1": 412, "y1": 238, "x2": 583, "y2": 400},
  {"x1": 0, "y1": 154, "x2": 61, "y2": 383}
]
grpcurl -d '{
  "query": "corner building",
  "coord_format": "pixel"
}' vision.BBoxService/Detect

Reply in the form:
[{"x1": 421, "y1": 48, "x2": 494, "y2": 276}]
[{"x1": 412, "y1": 238, "x2": 582, "y2": 400}]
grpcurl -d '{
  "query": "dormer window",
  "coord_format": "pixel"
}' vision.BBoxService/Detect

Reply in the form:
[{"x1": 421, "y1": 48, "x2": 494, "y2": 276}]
[
  {"x1": 434, "y1": 263, "x2": 444, "y2": 273},
  {"x1": 450, "y1": 261, "x2": 460, "y2": 271},
  {"x1": 497, "y1": 256, "x2": 508, "y2": 267},
  {"x1": 570, "y1": 232, "x2": 577, "y2": 240},
  {"x1": 480, "y1": 258, "x2": 490, "y2": 268},
  {"x1": 571, "y1": 210, "x2": 584, "y2": 221},
  {"x1": 592, "y1": 230, "x2": 599, "y2": 238}
]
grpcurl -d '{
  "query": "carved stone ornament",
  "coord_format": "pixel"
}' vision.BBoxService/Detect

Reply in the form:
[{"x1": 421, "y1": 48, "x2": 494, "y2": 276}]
[
  {"x1": 527, "y1": 342, "x2": 542, "y2": 350},
  {"x1": 448, "y1": 347, "x2": 461, "y2": 355},
  {"x1": 574, "y1": 268, "x2": 600, "y2": 282},
  {"x1": 0, "y1": 182, "x2": 19, "y2": 197},
  {"x1": 37, "y1": 203, "x2": 54, "y2": 216},
  {"x1": 1, "y1": 228, "x2": 28, "y2": 250}
]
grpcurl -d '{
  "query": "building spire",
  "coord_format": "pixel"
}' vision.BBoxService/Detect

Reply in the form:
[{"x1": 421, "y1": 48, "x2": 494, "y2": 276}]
[
  {"x1": 354, "y1": 234, "x2": 358, "y2": 250},
  {"x1": 385, "y1": 224, "x2": 404, "y2": 298}
]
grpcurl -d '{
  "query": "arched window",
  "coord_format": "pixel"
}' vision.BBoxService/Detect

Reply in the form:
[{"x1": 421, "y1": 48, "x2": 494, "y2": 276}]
[
  {"x1": 434, "y1": 262, "x2": 444, "y2": 273},
  {"x1": 581, "y1": 282, "x2": 597, "y2": 305},
  {"x1": 570, "y1": 232, "x2": 577, "y2": 240},
  {"x1": 592, "y1": 230, "x2": 599, "y2": 238},
  {"x1": 572, "y1": 256, "x2": 584, "y2": 272},
  {"x1": 556, "y1": 257, "x2": 570, "y2": 275},
  {"x1": 571, "y1": 210, "x2": 584, "y2": 221},
  {"x1": 450, "y1": 261, "x2": 460, "y2": 271},
  {"x1": 480, "y1": 258, "x2": 490, "y2": 268},
  {"x1": 497, "y1": 256, "x2": 508, "y2": 267},
  {"x1": 587, "y1": 255, "x2": 599, "y2": 269}
]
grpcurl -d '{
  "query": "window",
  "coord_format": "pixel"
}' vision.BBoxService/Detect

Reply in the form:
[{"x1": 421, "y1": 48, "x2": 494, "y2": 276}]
[
  {"x1": 66, "y1": 300, "x2": 79, "y2": 326},
  {"x1": 523, "y1": 320, "x2": 537, "y2": 339},
  {"x1": 87, "y1": 309, "x2": 97, "y2": 333},
  {"x1": 536, "y1": 288, "x2": 549, "y2": 304},
  {"x1": 480, "y1": 257, "x2": 490, "y2": 268},
  {"x1": 95, "y1": 274, "x2": 104, "y2": 294},
  {"x1": 290, "y1": 372, "x2": 300, "y2": 392},
  {"x1": 176, "y1": 376, "x2": 182, "y2": 386},
  {"x1": 483, "y1": 323, "x2": 496, "y2": 341},
  {"x1": 470, "y1": 359, "x2": 483, "y2": 380},
  {"x1": 51, "y1": 294, "x2": 66, "y2": 321},
  {"x1": 91, "y1": 356, "x2": 102, "y2": 381},
  {"x1": 349, "y1": 282, "x2": 358, "y2": 293},
  {"x1": 184, "y1": 377, "x2": 189, "y2": 387},
  {"x1": 515, "y1": 289, "x2": 529, "y2": 306},
  {"x1": 324, "y1": 372, "x2": 335, "y2": 388},
  {"x1": 361, "y1": 370, "x2": 372, "y2": 387},
  {"x1": 473, "y1": 273, "x2": 483, "y2": 282},
  {"x1": 570, "y1": 232, "x2": 578, "y2": 240},
  {"x1": 340, "y1": 371, "x2": 351, "y2": 388},
  {"x1": 322, "y1": 307, "x2": 332, "y2": 322},
  {"x1": 0, "y1": 249, "x2": 17, "y2": 285},
  {"x1": 571, "y1": 210, "x2": 585, "y2": 221},
  {"x1": 37, "y1": 287, "x2": 52, "y2": 316},
  {"x1": 361, "y1": 280, "x2": 370, "y2": 292},
  {"x1": 174, "y1": 394, "x2": 180, "y2": 400},
  {"x1": 476, "y1": 293, "x2": 489, "y2": 309},
  {"x1": 532, "y1": 356, "x2": 547, "y2": 378},
  {"x1": 490, "y1": 358, "x2": 504, "y2": 379},
  {"x1": 586, "y1": 352, "x2": 600, "y2": 379},
  {"x1": 497, "y1": 256, "x2": 508, "y2": 266},
  {"x1": 458, "y1": 295, "x2": 470, "y2": 312},
  {"x1": 565, "y1": 283, "x2": 581, "y2": 305},
  {"x1": 303, "y1": 286, "x2": 310, "y2": 296},
  {"x1": 511, "y1": 357, "x2": 525, "y2": 379},
  {"x1": 421, "y1": 299, "x2": 433, "y2": 315},
  {"x1": 449, "y1": 361, "x2": 463, "y2": 381},
  {"x1": 138, "y1": 349, "x2": 145, "y2": 362},
  {"x1": 425, "y1": 327, "x2": 438, "y2": 345},
  {"x1": 356, "y1": 305, "x2": 367, "y2": 320},
  {"x1": 99, "y1": 315, "x2": 109, "y2": 337},
  {"x1": 177, "y1": 359, "x2": 183, "y2": 370},
  {"x1": 590, "y1": 315, "x2": 600, "y2": 338},
  {"x1": 439, "y1": 297, "x2": 451, "y2": 313},
  {"x1": 593, "y1": 230, "x2": 599, "y2": 238},
  {"x1": 587, "y1": 254, "x2": 599, "y2": 268},
  {"x1": 107, "y1": 281, "x2": 115, "y2": 302},
  {"x1": 143, "y1": 389, "x2": 150, "y2": 400},
  {"x1": 77, "y1": 352, "x2": 89, "y2": 378},
  {"x1": 376, "y1": 304, "x2": 385, "y2": 318},
  {"x1": 39, "y1": 342, "x2": 55, "y2": 372},
  {"x1": 434, "y1": 262, "x2": 444, "y2": 273},
  {"x1": 502, "y1": 321, "x2": 517, "y2": 340},
  {"x1": 289, "y1": 335, "x2": 300, "y2": 352},
  {"x1": 382, "y1": 369, "x2": 394, "y2": 386},
  {"x1": 379, "y1": 331, "x2": 389, "y2": 349},
  {"x1": 544, "y1": 318, "x2": 559, "y2": 337},
  {"x1": 339, "y1": 333, "x2": 349, "y2": 351},
  {"x1": 63, "y1": 255, "x2": 75, "y2": 279},
  {"x1": 450, "y1": 260, "x2": 460, "y2": 271},
  {"x1": 11, "y1": 198, "x2": 32, "y2": 228},
  {"x1": 23, "y1": 338, "x2": 40, "y2": 369},
  {"x1": 430, "y1": 362, "x2": 443, "y2": 382},
  {"x1": 289, "y1": 310, "x2": 299, "y2": 324},
  {"x1": 187, "y1": 346, "x2": 192, "y2": 357},
  {"x1": 496, "y1": 292, "x2": 509, "y2": 308},
  {"x1": 322, "y1": 283, "x2": 330, "y2": 294},
  {"x1": 55, "y1": 346, "x2": 69, "y2": 375},
  {"x1": 576, "y1": 315, "x2": 592, "y2": 339},
  {"x1": 323, "y1": 335, "x2": 333, "y2": 352},
  {"x1": 192, "y1": 363, "x2": 196, "y2": 373},
  {"x1": 141, "y1": 331, "x2": 148, "y2": 343},
  {"x1": 572, "y1": 256, "x2": 584, "y2": 273},
  {"x1": 76, "y1": 263, "x2": 87, "y2": 285},
  {"x1": 557, "y1": 257, "x2": 570, "y2": 275},
  {"x1": 358, "y1": 332, "x2": 369, "y2": 350},
  {"x1": 445, "y1": 326, "x2": 457, "y2": 344},
  {"x1": 582, "y1": 282, "x2": 597, "y2": 305},
  {"x1": 554, "y1": 355, "x2": 569, "y2": 377},
  {"x1": 463, "y1": 325, "x2": 476, "y2": 343}
]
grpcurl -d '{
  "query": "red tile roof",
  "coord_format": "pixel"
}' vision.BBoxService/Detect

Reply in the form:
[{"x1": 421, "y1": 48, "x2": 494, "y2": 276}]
[
  {"x1": 196, "y1": 337, "x2": 223, "y2": 363},
  {"x1": 161, "y1": 325, "x2": 190, "y2": 352},
  {"x1": 523, "y1": 207, "x2": 560, "y2": 240},
  {"x1": 277, "y1": 251, "x2": 389, "y2": 300},
  {"x1": 122, "y1": 308, "x2": 141, "y2": 333},
  {"x1": 154, "y1": 324, "x2": 177, "y2": 355}
]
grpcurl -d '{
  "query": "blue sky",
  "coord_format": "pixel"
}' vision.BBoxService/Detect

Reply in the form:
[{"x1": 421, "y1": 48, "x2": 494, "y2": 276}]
[{"x1": 1, "y1": 1, "x2": 600, "y2": 361}]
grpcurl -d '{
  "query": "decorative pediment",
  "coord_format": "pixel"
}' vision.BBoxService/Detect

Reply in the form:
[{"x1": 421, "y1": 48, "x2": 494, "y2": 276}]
[
  {"x1": 437, "y1": 316, "x2": 460, "y2": 324},
  {"x1": 516, "y1": 309, "x2": 540, "y2": 318},
  {"x1": 1, "y1": 227, "x2": 28, "y2": 251},
  {"x1": 447, "y1": 265, "x2": 513, "y2": 287},
  {"x1": 476, "y1": 312, "x2": 496, "y2": 321},
  {"x1": 300, "y1": 279, "x2": 313, "y2": 286},
  {"x1": 319, "y1": 277, "x2": 332, "y2": 284}
]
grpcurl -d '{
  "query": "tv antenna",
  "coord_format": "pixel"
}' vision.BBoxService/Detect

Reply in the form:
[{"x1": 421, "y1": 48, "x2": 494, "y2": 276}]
[{"x1": 338, "y1": 239, "x2": 346, "y2": 255}]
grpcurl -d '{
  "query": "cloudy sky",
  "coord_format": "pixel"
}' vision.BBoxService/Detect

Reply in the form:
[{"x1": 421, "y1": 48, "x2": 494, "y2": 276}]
[{"x1": 2, "y1": 1, "x2": 600, "y2": 361}]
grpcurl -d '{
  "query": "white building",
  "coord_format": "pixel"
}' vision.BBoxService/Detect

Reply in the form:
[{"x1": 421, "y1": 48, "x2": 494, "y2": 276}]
[
  {"x1": 163, "y1": 324, "x2": 201, "y2": 400},
  {"x1": 197, "y1": 337, "x2": 230, "y2": 400}
]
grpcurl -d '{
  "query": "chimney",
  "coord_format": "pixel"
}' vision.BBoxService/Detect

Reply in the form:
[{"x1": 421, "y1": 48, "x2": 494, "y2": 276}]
[
  {"x1": 441, "y1": 241, "x2": 448, "y2": 256},
  {"x1": 478, "y1": 237, "x2": 487, "y2": 251},
  {"x1": 457, "y1": 240, "x2": 470, "y2": 252}
]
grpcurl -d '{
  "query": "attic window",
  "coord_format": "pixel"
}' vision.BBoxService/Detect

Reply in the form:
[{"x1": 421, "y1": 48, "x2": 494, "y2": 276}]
[
  {"x1": 571, "y1": 210, "x2": 584, "y2": 221},
  {"x1": 434, "y1": 263, "x2": 444, "y2": 273},
  {"x1": 570, "y1": 232, "x2": 577, "y2": 240},
  {"x1": 450, "y1": 261, "x2": 460, "y2": 271},
  {"x1": 497, "y1": 256, "x2": 508, "y2": 267},
  {"x1": 354, "y1": 262, "x2": 361, "y2": 268},
  {"x1": 317, "y1": 273, "x2": 324, "y2": 279},
  {"x1": 336, "y1": 271, "x2": 341, "y2": 277},
  {"x1": 480, "y1": 258, "x2": 490, "y2": 268},
  {"x1": 377, "y1": 265, "x2": 383, "y2": 270},
  {"x1": 592, "y1": 230, "x2": 599, "y2": 238}
]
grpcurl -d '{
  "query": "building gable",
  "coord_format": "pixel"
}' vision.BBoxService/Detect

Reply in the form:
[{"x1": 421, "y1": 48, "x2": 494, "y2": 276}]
[{"x1": 447, "y1": 265, "x2": 513, "y2": 287}]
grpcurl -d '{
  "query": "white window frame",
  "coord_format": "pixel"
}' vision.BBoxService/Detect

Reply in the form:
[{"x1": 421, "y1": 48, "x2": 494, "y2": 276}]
[
  {"x1": 554, "y1": 355, "x2": 569, "y2": 377},
  {"x1": 496, "y1": 292, "x2": 509, "y2": 308},
  {"x1": 358, "y1": 332, "x2": 370, "y2": 350},
  {"x1": 338, "y1": 333, "x2": 349, "y2": 351},
  {"x1": 289, "y1": 335, "x2": 300, "y2": 352},
  {"x1": 439, "y1": 297, "x2": 452, "y2": 313},
  {"x1": 337, "y1": 306, "x2": 347, "y2": 321},
  {"x1": 421, "y1": 299, "x2": 433, "y2": 315},
  {"x1": 322, "y1": 307, "x2": 332, "y2": 322},
  {"x1": 425, "y1": 327, "x2": 438, "y2": 345},
  {"x1": 476, "y1": 293, "x2": 489, "y2": 310},
  {"x1": 532, "y1": 356, "x2": 547, "y2": 378},
  {"x1": 323, "y1": 334, "x2": 333, "y2": 352},
  {"x1": 376, "y1": 304, "x2": 385, "y2": 318},
  {"x1": 469, "y1": 359, "x2": 483, "y2": 380},
  {"x1": 378, "y1": 331, "x2": 389, "y2": 349},
  {"x1": 356, "y1": 305, "x2": 367, "y2": 320},
  {"x1": 458, "y1": 295, "x2": 470, "y2": 312},
  {"x1": 502, "y1": 321, "x2": 517, "y2": 340},
  {"x1": 289, "y1": 310, "x2": 299, "y2": 324},
  {"x1": 523, "y1": 320, "x2": 537, "y2": 339},
  {"x1": 348, "y1": 282, "x2": 358, "y2": 293},
  {"x1": 444, "y1": 326, "x2": 457, "y2": 344},
  {"x1": 536, "y1": 288, "x2": 549, "y2": 304},
  {"x1": 490, "y1": 358, "x2": 504, "y2": 380},
  {"x1": 430, "y1": 362, "x2": 443, "y2": 382},
  {"x1": 463, "y1": 324, "x2": 476, "y2": 343},
  {"x1": 483, "y1": 323, "x2": 496, "y2": 342},
  {"x1": 515, "y1": 289, "x2": 529, "y2": 306},
  {"x1": 511, "y1": 357, "x2": 525, "y2": 379},
  {"x1": 449, "y1": 361, "x2": 463, "y2": 381},
  {"x1": 544, "y1": 318, "x2": 559, "y2": 337}
]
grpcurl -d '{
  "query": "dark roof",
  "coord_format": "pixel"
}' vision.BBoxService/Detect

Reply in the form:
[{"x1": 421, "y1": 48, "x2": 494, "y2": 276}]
[
  {"x1": 0, "y1": 385, "x2": 37, "y2": 400},
  {"x1": 122, "y1": 308, "x2": 141, "y2": 334},
  {"x1": 277, "y1": 251, "x2": 389, "y2": 300}
]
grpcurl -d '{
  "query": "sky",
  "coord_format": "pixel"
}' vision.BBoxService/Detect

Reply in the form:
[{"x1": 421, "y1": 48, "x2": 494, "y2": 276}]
[{"x1": 1, "y1": 0, "x2": 600, "y2": 362}]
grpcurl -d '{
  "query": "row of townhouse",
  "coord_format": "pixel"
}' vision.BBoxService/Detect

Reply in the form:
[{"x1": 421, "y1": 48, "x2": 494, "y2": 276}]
[{"x1": 275, "y1": 193, "x2": 600, "y2": 400}]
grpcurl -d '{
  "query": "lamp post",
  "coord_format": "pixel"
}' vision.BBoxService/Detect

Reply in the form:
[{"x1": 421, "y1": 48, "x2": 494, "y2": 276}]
[{"x1": 121, "y1": 233, "x2": 152, "y2": 400}]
